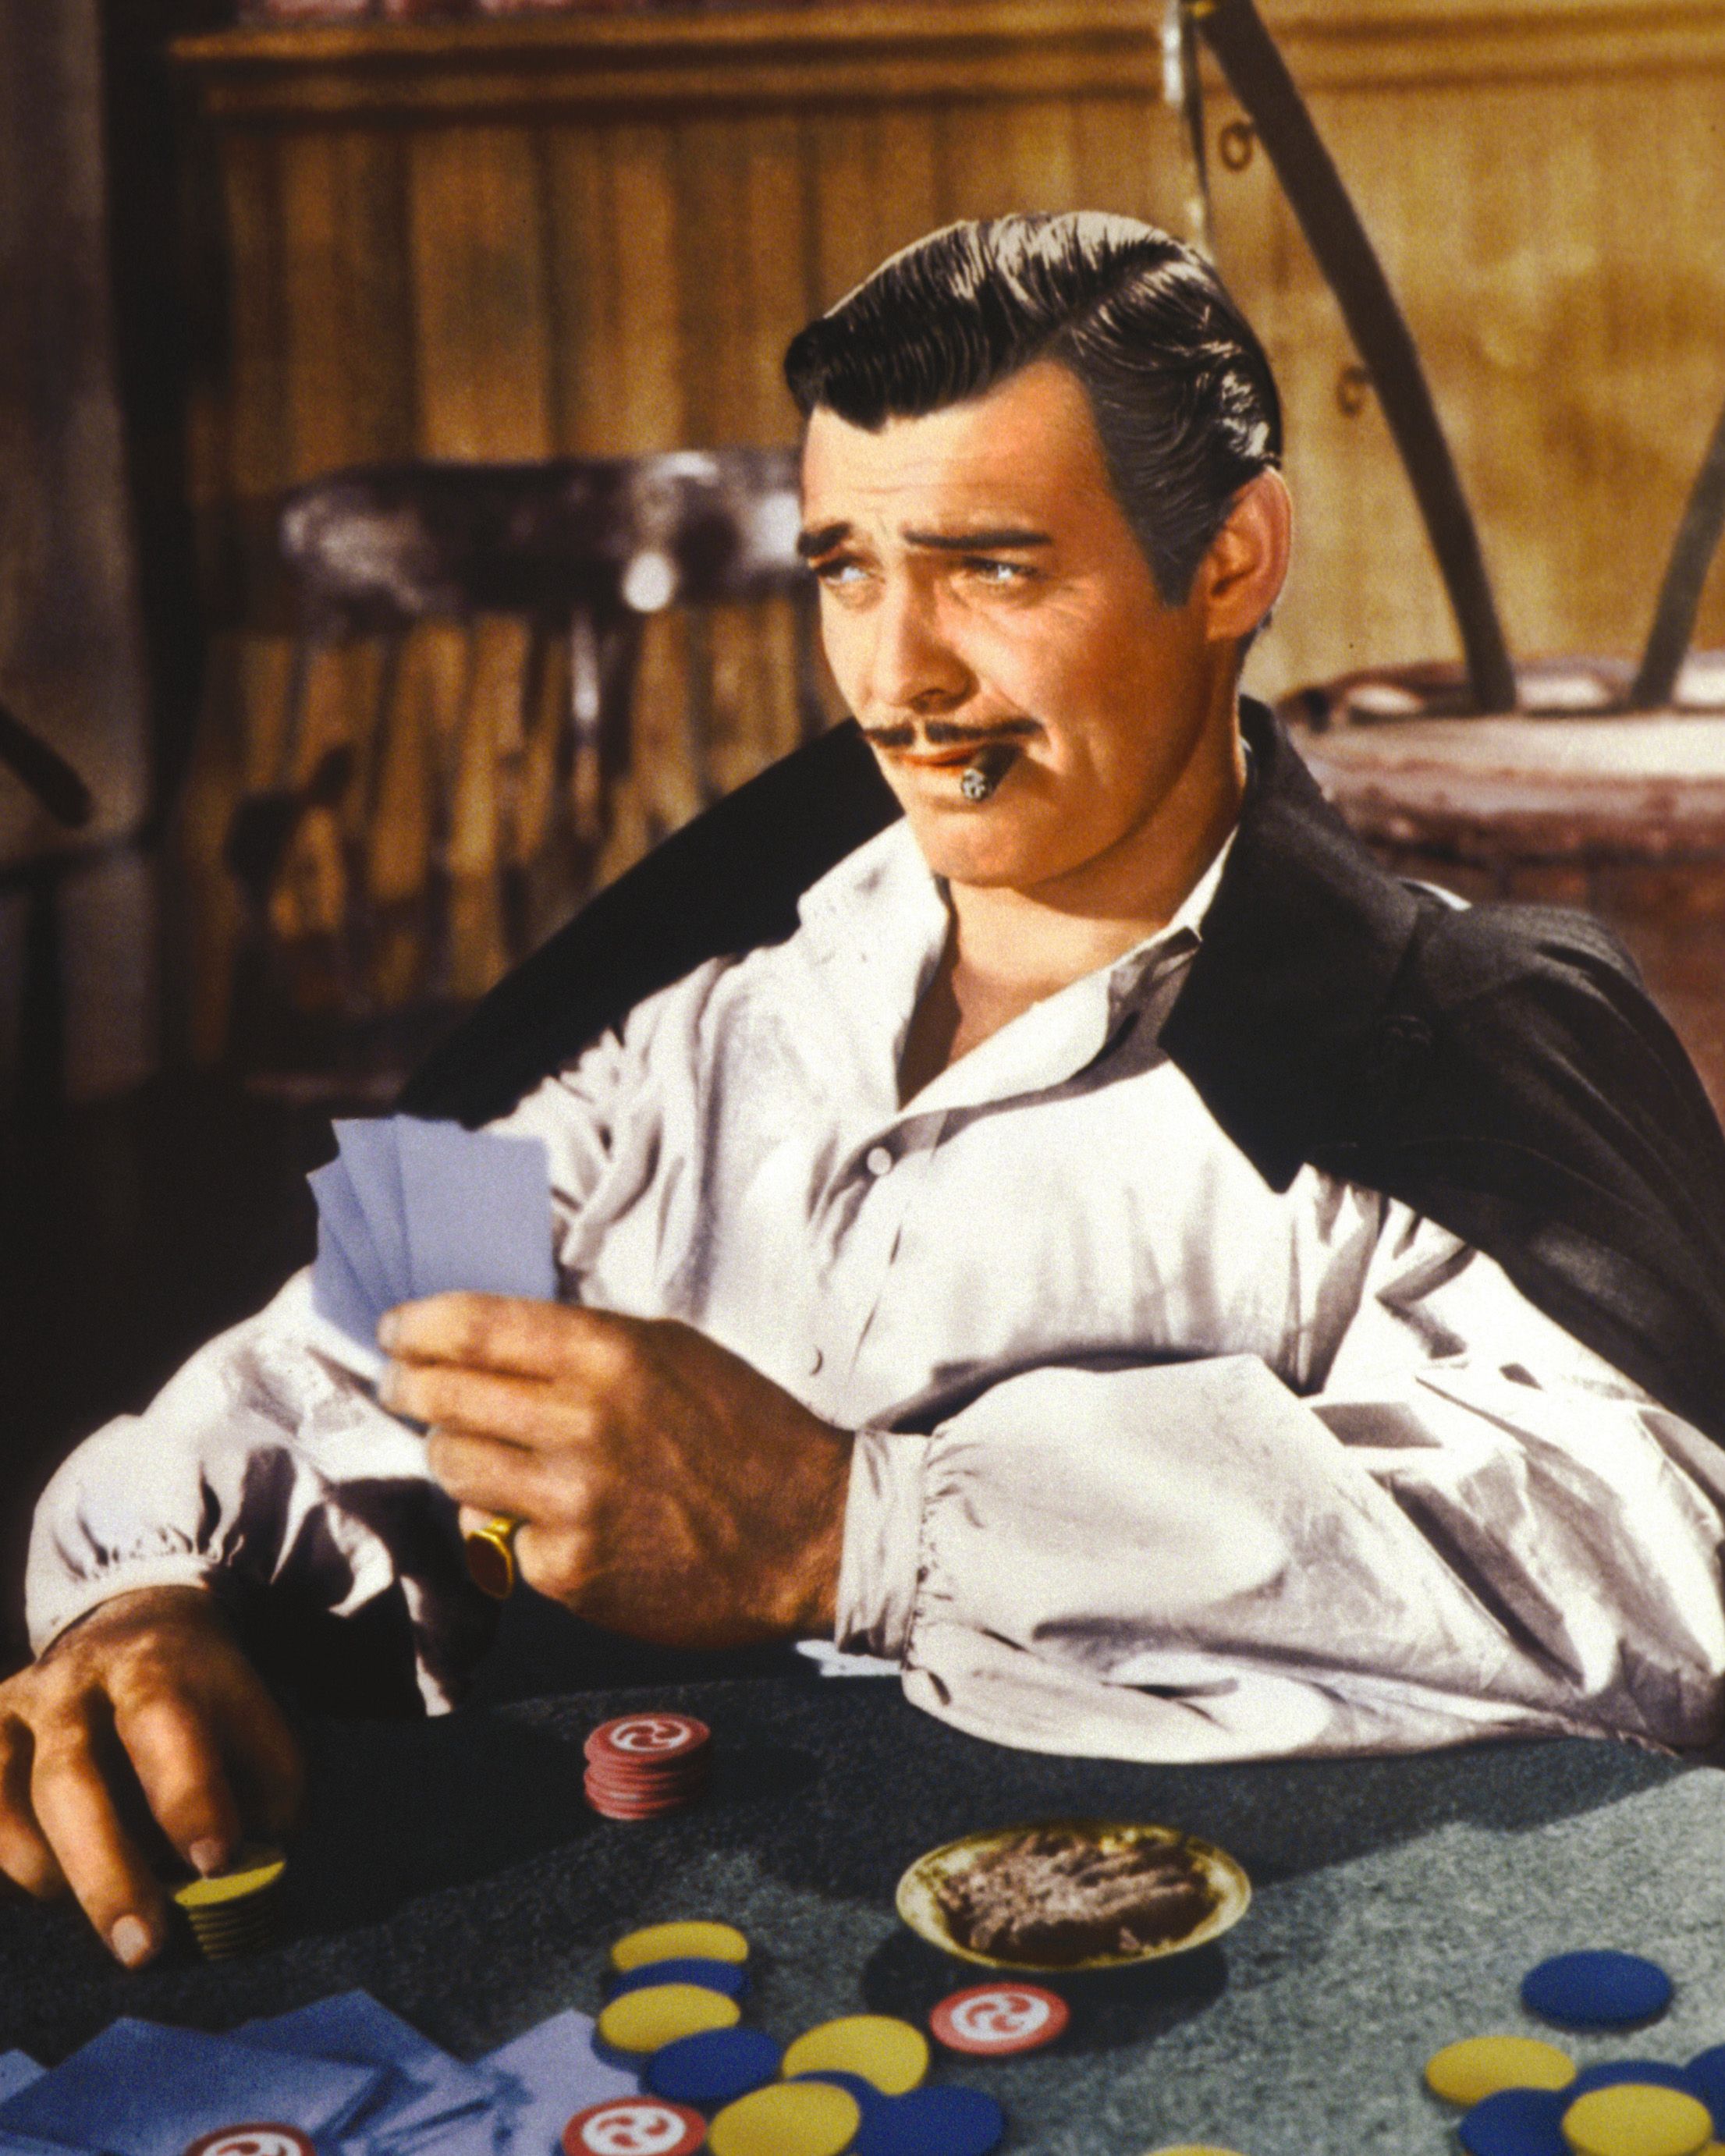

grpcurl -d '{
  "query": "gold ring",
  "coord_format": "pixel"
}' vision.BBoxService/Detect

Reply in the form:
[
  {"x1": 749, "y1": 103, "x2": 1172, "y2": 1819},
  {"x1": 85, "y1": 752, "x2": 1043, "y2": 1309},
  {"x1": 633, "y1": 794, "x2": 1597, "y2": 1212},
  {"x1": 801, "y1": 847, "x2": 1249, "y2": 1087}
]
[{"x1": 464, "y1": 1513, "x2": 521, "y2": 1599}]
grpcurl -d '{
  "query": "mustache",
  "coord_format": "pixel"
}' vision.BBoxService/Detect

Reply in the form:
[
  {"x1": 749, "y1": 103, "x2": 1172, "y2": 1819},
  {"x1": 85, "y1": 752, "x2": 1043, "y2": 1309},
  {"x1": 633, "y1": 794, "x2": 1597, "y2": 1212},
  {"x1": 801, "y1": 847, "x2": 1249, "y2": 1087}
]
[{"x1": 859, "y1": 717, "x2": 1042, "y2": 751}]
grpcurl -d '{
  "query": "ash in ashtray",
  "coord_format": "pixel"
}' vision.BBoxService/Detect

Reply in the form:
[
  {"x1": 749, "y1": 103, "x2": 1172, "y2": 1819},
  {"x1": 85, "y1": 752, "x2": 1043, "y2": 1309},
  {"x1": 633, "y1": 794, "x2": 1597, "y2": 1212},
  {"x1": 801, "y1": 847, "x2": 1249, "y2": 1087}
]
[{"x1": 936, "y1": 1827, "x2": 1219, "y2": 1966}]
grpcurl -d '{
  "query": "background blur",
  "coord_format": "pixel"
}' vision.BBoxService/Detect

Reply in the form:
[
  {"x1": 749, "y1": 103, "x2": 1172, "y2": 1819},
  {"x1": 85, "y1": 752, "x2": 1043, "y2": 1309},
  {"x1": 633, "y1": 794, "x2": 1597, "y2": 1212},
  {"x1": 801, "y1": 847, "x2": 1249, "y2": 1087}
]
[{"x1": 5, "y1": 0, "x2": 1725, "y2": 1668}]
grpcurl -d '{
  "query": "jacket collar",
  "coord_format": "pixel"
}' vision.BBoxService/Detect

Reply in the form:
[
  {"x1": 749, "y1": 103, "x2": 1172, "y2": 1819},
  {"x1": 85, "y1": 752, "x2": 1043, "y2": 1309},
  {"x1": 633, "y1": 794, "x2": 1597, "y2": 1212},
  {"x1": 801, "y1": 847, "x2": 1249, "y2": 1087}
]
[{"x1": 1159, "y1": 697, "x2": 1423, "y2": 1190}]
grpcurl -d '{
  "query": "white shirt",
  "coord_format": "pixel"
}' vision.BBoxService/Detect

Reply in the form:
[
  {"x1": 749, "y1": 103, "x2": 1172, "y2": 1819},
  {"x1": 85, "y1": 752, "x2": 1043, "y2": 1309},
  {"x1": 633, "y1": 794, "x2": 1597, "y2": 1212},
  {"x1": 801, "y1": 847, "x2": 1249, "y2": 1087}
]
[{"x1": 28, "y1": 820, "x2": 1725, "y2": 1758}]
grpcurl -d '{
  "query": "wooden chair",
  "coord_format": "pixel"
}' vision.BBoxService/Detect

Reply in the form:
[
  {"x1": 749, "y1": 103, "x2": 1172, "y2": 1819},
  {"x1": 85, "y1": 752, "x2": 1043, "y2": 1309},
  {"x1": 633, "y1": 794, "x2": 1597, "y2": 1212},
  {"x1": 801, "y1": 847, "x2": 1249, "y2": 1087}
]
[{"x1": 221, "y1": 447, "x2": 827, "y2": 1101}]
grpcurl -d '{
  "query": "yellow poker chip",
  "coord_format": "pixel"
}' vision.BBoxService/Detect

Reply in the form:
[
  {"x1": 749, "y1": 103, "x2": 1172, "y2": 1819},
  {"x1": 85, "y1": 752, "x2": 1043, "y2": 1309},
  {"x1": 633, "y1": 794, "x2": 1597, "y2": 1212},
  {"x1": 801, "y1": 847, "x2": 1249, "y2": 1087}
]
[
  {"x1": 610, "y1": 1920, "x2": 750, "y2": 1972},
  {"x1": 596, "y1": 1982, "x2": 741, "y2": 2054},
  {"x1": 1425, "y1": 2035, "x2": 1578, "y2": 2105},
  {"x1": 171, "y1": 1848, "x2": 287, "y2": 1910},
  {"x1": 708, "y1": 2082, "x2": 861, "y2": 2156},
  {"x1": 779, "y1": 2014, "x2": 929, "y2": 2096},
  {"x1": 1561, "y1": 2083, "x2": 1715, "y2": 2156}
]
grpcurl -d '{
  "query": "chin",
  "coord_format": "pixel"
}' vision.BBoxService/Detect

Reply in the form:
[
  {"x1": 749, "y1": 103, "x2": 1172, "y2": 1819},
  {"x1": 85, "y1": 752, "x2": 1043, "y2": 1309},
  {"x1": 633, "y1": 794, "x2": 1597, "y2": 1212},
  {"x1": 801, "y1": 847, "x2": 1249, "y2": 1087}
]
[{"x1": 900, "y1": 803, "x2": 1072, "y2": 891}]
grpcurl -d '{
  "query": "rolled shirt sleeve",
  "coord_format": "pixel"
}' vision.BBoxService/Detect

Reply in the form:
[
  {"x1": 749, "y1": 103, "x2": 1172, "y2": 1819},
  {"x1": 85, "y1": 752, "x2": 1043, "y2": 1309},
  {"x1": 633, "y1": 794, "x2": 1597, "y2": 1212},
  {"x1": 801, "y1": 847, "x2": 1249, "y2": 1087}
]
[
  {"x1": 22, "y1": 977, "x2": 690, "y2": 1703},
  {"x1": 836, "y1": 1212, "x2": 1725, "y2": 1761}
]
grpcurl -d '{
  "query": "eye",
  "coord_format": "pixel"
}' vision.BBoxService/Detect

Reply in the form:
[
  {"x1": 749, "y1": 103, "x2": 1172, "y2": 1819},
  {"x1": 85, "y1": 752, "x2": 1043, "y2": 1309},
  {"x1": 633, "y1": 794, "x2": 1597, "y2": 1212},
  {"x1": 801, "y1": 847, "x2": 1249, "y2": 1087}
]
[
  {"x1": 810, "y1": 554, "x2": 871, "y2": 590},
  {"x1": 960, "y1": 556, "x2": 1038, "y2": 587}
]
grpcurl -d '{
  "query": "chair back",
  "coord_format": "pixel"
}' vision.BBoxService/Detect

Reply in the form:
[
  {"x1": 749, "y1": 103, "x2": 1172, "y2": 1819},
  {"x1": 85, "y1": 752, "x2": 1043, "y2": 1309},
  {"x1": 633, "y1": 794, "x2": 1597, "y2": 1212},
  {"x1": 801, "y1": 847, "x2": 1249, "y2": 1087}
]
[{"x1": 225, "y1": 447, "x2": 824, "y2": 1098}]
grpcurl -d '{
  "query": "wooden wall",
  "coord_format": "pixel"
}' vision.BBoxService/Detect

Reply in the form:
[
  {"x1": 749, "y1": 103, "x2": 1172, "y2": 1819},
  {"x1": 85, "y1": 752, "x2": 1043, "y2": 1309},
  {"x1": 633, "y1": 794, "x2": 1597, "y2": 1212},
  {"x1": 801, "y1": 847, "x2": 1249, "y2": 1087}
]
[{"x1": 169, "y1": 0, "x2": 1725, "y2": 1058}]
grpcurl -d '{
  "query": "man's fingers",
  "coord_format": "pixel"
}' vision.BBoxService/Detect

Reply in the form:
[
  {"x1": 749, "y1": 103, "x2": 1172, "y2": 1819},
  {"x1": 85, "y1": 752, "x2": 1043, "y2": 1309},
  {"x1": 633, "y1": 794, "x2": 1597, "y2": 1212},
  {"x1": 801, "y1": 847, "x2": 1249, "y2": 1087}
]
[
  {"x1": 30, "y1": 1724, "x2": 166, "y2": 1966},
  {"x1": 388, "y1": 1362, "x2": 590, "y2": 1452},
  {"x1": 383, "y1": 1293, "x2": 632, "y2": 1385},
  {"x1": 113, "y1": 1693, "x2": 241, "y2": 1878},
  {"x1": 0, "y1": 1718, "x2": 66, "y2": 1899},
  {"x1": 427, "y1": 1427, "x2": 575, "y2": 1520}
]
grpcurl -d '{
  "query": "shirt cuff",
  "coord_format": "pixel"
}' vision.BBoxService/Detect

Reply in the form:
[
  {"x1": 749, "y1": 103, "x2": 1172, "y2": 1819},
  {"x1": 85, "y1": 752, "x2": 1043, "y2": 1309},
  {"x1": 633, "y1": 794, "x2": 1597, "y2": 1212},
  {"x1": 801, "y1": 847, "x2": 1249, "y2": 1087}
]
[
  {"x1": 27, "y1": 1557, "x2": 217, "y2": 1659},
  {"x1": 835, "y1": 1428, "x2": 931, "y2": 1661}
]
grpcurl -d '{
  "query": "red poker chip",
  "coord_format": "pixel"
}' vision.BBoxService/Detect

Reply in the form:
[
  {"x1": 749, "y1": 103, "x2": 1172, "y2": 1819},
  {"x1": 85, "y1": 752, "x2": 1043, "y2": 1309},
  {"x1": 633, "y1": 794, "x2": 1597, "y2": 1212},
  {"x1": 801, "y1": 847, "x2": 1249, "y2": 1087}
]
[
  {"x1": 584, "y1": 1780, "x2": 707, "y2": 1821},
  {"x1": 584, "y1": 1767, "x2": 709, "y2": 1799},
  {"x1": 586, "y1": 1714, "x2": 710, "y2": 1768},
  {"x1": 929, "y1": 1981, "x2": 1071, "y2": 2055},
  {"x1": 183, "y1": 2129, "x2": 318, "y2": 2156},
  {"x1": 561, "y1": 2095, "x2": 707, "y2": 2155}
]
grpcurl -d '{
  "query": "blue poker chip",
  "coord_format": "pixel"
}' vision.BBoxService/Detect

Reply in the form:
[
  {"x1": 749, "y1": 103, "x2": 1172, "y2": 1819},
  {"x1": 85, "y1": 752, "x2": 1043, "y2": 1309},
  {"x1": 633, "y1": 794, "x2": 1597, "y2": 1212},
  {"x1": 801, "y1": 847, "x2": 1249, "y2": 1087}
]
[
  {"x1": 1688, "y1": 2044, "x2": 1725, "y2": 2113},
  {"x1": 792, "y1": 2071, "x2": 888, "y2": 2125},
  {"x1": 1519, "y1": 1949, "x2": 1673, "y2": 2029},
  {"x1": 1568, "y1": 2057, "x2": 1709, "y2": 2113},
  {"x1": 645, "y1": 2026, "x2": 782, "y2": 2107},
  {"x1": 852, "y1": 2085, "x2": 1006, "y2": 2156},
  {"x1": 608, "y1": 1956, "x2": 751, "y2": 2001},
  {"x1": 1456, "y1": 2087, "x2": 1568, "y2": 2156}
]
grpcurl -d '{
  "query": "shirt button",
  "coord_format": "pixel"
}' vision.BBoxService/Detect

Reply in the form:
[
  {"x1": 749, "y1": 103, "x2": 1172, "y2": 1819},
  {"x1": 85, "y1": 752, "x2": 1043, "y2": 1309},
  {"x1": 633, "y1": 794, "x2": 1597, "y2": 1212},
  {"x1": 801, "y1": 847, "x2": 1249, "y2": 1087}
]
[
  {"x1": 806, "y1": 1346, "x2": 824, "y2": 1377},
  {"x1": 864, "y1": 1144, "x2": 894, "y2": 1177}
]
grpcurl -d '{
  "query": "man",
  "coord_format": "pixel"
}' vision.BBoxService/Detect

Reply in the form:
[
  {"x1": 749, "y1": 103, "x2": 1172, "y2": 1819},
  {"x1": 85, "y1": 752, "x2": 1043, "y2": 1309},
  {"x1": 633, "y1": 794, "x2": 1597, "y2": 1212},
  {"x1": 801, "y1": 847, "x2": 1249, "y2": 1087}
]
[{"x1": 6, "y1": 214, "x2": 1725, "y2": 1972}]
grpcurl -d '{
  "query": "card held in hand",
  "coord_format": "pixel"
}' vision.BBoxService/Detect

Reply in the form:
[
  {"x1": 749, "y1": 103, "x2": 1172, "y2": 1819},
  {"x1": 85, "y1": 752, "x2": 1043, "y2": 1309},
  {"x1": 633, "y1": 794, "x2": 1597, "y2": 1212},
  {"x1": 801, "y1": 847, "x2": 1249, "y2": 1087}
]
[{"x1": 309, "y1": 1116, "x2": 555, "y2": 1382}]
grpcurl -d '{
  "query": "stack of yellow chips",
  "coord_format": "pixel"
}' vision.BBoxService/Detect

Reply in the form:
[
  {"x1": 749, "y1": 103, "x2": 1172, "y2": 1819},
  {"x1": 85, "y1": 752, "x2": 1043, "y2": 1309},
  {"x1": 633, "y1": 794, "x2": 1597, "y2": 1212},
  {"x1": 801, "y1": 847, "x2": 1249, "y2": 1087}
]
[{"x1": 171, "y1": 1847, "x2": 287, "y2": 1961}]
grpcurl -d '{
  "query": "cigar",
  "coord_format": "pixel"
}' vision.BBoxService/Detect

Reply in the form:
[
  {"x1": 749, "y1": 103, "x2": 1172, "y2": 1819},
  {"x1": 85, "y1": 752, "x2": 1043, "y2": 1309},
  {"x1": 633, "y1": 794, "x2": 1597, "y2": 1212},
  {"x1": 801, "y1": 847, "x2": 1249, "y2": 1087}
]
[{"x1": 959, "y1": 742, "x2": 1019, "y2": 803}]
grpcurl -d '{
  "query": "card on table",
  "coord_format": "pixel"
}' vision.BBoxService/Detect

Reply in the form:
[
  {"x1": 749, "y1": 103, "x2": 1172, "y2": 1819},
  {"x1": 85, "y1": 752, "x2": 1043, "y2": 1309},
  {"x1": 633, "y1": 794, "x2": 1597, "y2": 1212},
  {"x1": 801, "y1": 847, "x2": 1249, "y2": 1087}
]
[
  {"x1": 240, "y1": 1992, "x2": 499, "y2": 2147},
  {"x1": 0, "y1": 2059, "x2": 42, "y2": 2108},
  {"x1": 0, "y1": 2021, "x2": 381, "y2": 2156},
  {"x1": 477, "y1": 2012, "x2": 639, "y2": 2156}
]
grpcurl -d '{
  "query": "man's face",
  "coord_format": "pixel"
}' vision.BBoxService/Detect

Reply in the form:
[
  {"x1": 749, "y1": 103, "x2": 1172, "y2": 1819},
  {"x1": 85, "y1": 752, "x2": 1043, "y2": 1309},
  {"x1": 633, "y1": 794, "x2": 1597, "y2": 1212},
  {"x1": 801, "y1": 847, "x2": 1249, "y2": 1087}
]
[{"x1": 800, "y1": 358, "x2": 1227, "y2": 895}]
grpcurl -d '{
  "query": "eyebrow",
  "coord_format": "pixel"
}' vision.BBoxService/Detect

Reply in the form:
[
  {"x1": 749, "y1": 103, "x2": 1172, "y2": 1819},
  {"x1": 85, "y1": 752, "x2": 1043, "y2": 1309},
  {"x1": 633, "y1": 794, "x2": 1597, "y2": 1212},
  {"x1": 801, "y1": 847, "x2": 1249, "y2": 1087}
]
[{"x1": 796, "y1": 521, "x2": 1055, "y2": 559}]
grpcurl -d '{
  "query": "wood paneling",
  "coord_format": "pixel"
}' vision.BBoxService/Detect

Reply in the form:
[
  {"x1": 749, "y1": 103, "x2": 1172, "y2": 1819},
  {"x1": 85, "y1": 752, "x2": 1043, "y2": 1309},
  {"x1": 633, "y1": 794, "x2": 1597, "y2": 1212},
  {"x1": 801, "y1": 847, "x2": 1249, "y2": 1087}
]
[{"x1": 169, "y1": 0, "x2": 1725, "y2": 1058}]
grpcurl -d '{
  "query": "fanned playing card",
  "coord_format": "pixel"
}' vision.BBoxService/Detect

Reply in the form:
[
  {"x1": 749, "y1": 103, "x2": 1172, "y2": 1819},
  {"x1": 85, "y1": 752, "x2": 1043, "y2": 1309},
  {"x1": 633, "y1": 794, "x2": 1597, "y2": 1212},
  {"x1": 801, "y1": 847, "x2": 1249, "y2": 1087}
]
[
  {"x1": 308, "y1": 1117, "x2": 555, "y2": 1383},
  {"x1": 0, "y1": 2020, "x2": 381, "y2": 2156}
]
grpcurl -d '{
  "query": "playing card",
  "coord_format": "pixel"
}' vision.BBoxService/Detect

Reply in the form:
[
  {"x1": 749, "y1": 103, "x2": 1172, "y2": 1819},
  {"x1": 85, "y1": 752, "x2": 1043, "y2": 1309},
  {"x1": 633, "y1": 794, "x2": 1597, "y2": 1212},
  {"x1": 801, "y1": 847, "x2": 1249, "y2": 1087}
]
[
  {"x1": 309, "y1": 1215, "x2": 389, "y2": 1378},
  {"x1": 392, "y1": 1120, "x2": 556, "y2": 1303},
  {"x1": 332, "y1": 1120, "x2": 412, "y2": 1305},
  {"x1": 240, "y1": 1993, "x2": 497, "y2": 2146},
  {"x1": 0, "y1": 2021, "x2": 381, "y2": 2156},
  {"x1": 309, "y1": 1160, "x2": 396, "y2": 1316},
  {"x1": 0, "y1": 2060, "x2": 42, "y2": 2107},
  {"x1": 477, "y1": 2012, "x2": 637, "y2": 2156}
]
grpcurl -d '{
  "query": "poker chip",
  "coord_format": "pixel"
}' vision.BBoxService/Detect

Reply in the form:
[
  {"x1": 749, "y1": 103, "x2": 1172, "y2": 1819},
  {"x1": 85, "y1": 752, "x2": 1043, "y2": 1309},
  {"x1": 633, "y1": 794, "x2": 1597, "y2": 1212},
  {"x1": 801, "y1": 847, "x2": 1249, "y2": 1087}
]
[
  {"x1": 1686, "y1": 2046, "x2": 1725, "y2": 2112},
  {"x1": 647, "y1": 2027, "x2": 783, "y2": 2107},
  {"x1": 779, "y1": 2016, "x2": 928, "y2": 2096},
  {"x1": 561, "y1": 2096, "x2": 708, "y2": 2156},
  {"x1": 851, "y1": 2084, "x2": 1006, "y2": 2156},
  {"x1": 1568, "y1": 2061, "x2": 1711, "y2": 2111},
  {"x1": 612, "y1": 1920, "x2": 750, "y2": 1972},
  {"x1": 1457, "y1": 2087, "x2": 1570, "y2": 2156},
  {"x1": 183, "y1": 2130, "x2": 315, "y2": 2156},
  {"x1": 929, "y1": 1983, "x2": 1070, "y2": 2058},
  {"x1": 790, "y1": 2073, "x2": 887, "y2": 2126},
  {"x1": 171, "y1": 1846, "x2": 287, "y2": 1961},
  {"x1": 1425, "y1": 2037, "x2": 1578, "y2": 2105},
  {"x1": 586, "y1": 1715, "x2": 712, "y2": 1823},
  {"x1": 708, "y1": 2081, "x2": 861, "y2": 2156},
  {"x1": 596, "y1": 1982, "x2": 741, "y2": 2055},
  {"x1": 610, "y1": 1956, "x2": 751, "y2": 2002},
  {"x1": 1521, "y1": 1952, "x2": 1673, "y2": 2030},
  {"x1": 1560, "y1": 2083, "x2": 1713, "y2": 2156}
]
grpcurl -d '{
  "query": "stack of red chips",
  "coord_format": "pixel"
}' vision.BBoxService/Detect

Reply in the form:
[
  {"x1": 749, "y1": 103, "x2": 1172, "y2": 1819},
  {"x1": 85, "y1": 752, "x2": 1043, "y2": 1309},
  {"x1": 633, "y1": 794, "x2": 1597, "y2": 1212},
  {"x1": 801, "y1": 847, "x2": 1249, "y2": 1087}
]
[{"x1": 584, "y1": 1712, "x2": 712, "y2": 1821}]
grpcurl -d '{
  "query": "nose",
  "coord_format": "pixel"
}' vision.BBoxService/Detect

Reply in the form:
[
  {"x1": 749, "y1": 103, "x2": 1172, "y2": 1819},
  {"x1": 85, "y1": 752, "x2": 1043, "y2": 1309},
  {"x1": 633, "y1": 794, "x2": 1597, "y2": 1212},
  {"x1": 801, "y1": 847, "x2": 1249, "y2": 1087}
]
[{"x1": 863, "y1": 575, "x2": 972, "y2": 719}]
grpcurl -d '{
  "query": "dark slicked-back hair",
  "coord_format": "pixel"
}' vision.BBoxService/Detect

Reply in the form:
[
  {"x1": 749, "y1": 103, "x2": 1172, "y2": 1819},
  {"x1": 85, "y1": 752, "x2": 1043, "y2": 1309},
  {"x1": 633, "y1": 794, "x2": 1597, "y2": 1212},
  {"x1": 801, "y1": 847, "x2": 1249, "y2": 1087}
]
[{"x1": 784, "y1": 212, "x2": 1283, "y2": 604}]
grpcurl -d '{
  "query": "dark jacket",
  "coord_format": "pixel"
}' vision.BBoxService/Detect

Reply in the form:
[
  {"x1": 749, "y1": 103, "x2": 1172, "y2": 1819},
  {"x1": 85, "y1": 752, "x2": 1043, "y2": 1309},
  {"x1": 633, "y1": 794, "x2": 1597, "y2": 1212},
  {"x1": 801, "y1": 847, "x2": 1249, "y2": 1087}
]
[{"x1": 403, "y1": 699, "x2": 1725, "y2": 1448}]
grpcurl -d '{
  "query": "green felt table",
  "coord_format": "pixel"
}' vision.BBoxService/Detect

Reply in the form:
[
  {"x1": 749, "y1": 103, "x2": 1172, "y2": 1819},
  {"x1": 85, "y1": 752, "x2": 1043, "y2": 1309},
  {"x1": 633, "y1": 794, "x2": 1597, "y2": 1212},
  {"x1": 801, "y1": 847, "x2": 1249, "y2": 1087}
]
[{"x1": 2, "y1": 1663, "x2": 1723, "y2": 2154}]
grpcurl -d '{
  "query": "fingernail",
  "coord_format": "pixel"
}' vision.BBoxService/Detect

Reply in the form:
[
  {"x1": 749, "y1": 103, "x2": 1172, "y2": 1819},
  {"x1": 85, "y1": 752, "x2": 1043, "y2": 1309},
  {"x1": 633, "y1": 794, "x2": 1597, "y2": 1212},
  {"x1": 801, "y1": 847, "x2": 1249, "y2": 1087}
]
[
  {"x1": 189, "y1": 1838, "x2": 225, "y2": 1878},
  {"x1": 110, "y1": 1914, "x2": 154, "y2": 1968},
  {"x1": 376, "y1": 1310, "x2": 400, "y2": 1351}
]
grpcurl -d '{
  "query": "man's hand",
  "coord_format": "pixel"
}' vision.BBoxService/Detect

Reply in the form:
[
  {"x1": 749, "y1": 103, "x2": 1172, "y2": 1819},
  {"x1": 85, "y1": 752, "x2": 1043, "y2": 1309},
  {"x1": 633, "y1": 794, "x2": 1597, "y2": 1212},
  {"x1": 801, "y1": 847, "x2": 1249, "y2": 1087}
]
[
  {"x1": 0, "y1": 1586, "x2": 303, "y2": 1966},
  {"x1": 382, "y1": 1296, "x2": 853, "y2": 1649}
]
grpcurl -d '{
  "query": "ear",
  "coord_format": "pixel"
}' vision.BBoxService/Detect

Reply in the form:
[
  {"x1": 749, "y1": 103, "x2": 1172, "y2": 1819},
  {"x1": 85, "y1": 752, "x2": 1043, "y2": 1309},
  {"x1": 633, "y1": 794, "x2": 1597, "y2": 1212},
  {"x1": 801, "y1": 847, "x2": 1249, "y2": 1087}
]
[{"x1": 1196, "y1": 470, "x2": 1292, "y2": 644}]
